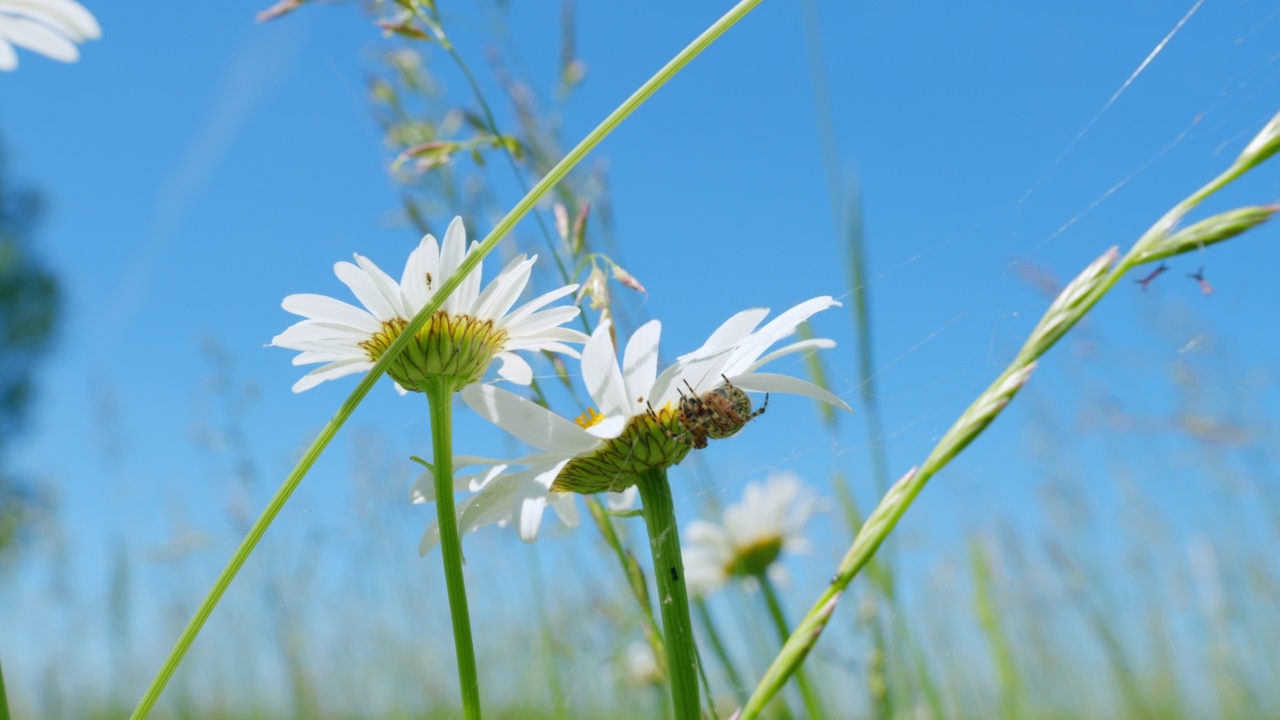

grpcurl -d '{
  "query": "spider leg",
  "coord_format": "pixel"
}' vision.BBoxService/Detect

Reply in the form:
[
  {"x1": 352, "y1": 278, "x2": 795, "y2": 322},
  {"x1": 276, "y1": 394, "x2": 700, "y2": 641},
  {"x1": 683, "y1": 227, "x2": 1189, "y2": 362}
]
[
  {"x1": 645, "y1": 400, "x2": 660, "y2": 421},
  {"x1": 748, "y1": 392, "x2": 769, "y2": 420},
  {"x1": 649, "y1": 400, "x2": 696, "y2": 448}
]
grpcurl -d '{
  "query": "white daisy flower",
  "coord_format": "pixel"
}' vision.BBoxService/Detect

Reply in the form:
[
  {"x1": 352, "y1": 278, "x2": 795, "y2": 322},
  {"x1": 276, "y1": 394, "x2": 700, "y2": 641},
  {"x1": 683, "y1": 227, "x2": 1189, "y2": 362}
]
[
  {"x1": 413, "y1": 315, "x2": 660, "y2": 554},
  {"x1": 414, "y1": 298, "x2": 849, "y2": 551},
  {"x1": 682, "y1": 471, "x2": 824, "y2": 598},
  {"x1": 0, "y1": 0, "x2": 100, "y2": 71},
  {"x1": 271, "y1": 216, "x2": 588, "y2": 393}
]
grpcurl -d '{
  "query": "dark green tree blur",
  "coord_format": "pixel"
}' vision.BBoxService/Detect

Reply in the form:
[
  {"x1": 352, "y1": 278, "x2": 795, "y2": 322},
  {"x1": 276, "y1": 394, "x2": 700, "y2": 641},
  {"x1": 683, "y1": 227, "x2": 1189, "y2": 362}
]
[{"x1": 0, "y1": 147, "x2": 59, "y2": 564}]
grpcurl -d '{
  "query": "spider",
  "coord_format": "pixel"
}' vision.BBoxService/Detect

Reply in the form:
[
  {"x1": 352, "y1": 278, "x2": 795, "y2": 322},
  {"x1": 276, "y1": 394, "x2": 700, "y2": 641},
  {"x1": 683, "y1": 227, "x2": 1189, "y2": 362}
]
[{"x1": 647, "y1": 375, "x2": 768, "y2": 449}]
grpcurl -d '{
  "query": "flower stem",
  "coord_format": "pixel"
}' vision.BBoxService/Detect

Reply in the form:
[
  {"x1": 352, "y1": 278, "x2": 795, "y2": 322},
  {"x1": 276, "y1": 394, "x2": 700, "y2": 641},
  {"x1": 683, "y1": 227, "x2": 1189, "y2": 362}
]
[
  {"x1": 128, "y1": 2, "x2": 766, "y2": 715},
  {"x1": 757, "y1": 573, "x2": 826, "y2": 720},
  {"x1": 636, "y1": 467, "x2": 700, "y2": 720},
  {"x1": 424, "y1": 379, "x2": 482, "y2": 720}
]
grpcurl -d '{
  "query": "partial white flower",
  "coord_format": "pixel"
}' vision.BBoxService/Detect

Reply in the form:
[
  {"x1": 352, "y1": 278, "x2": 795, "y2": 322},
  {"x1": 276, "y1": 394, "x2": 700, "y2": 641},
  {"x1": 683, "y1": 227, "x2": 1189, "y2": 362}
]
[
  {"x1": 0, "y1": 0, "x2": 100, "y2": 71},
  {"x1": 414, "y1": 315, "x2": 660, "y2": 554},
  {"x1": 416, "y1": 297, "x2": 849, "y2": 551},
  {"x1": 271, "y1": 216, "x2": 588, "y2": 393},
  {"x1": 619, "y1": 640, "x2": 663, "y2": 687},
  {"x1": 683, "y1": 471, "x2": 824, "y2": 598},
  {"x1": 661, "y1": 295, "x2": 850, "y2": 410}
]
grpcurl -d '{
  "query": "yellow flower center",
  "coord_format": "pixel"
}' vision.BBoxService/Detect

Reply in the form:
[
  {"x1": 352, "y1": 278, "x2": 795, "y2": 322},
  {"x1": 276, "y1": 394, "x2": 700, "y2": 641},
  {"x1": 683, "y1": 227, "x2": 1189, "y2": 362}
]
[
  {"x1": 552, "y1": 404, "x2": 692, "y2": 495},
  {"x1": 725, "y1": 535, "x2": 784, "y2": 578},
  {"x1": 359, "y1": 311, "x2": 509, "y2": 393},
  {"x1": 575, "y1": 407, "x2": 605, "y2": 429}
]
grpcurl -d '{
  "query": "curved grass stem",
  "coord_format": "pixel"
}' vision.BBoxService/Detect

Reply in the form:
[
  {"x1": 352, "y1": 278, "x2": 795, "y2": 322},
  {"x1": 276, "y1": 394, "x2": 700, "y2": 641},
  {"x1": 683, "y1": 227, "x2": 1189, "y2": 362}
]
[{"x1": 737, "y1": 108, "x2": 1280, "y2": 719}]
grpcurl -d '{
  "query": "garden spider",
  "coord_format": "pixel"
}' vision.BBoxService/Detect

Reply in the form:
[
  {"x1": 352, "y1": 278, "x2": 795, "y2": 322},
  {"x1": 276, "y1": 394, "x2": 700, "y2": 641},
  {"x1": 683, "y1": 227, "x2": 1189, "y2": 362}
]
[{"x1": 647, "y1": 375, "x2": 768, "y2": 449}]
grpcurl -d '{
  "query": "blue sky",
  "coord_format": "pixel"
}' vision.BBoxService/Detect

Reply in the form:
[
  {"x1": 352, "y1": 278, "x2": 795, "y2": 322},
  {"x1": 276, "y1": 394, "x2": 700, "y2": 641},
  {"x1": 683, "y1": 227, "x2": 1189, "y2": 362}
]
[{"x1": 2, "y1": 0, "x2": 1279, "y2": 710}]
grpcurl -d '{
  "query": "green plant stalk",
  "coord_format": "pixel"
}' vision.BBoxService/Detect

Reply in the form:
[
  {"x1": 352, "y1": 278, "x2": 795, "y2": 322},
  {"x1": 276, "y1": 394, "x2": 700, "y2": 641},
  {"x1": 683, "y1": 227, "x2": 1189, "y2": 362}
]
[
  {"x1": 842, "y1": 185, "x2": 903, "y2": 720},
  {"x1": 757, "y1": 573, "x2": 826, "y2": 720},
  {"x1": 424, "y1": 379, "x2": 482, "y2": 719},
  {"x1": 0, "y1": 656, "x2": 10, "y2": 720},
  {"x1": 636, "y1": 467, "x2": 700, "y2": 720},
  {"x1": 694, "y1": 598, "x2": 749, "y2": 707},
  {"x1": 798, "y1": 3, "x2": 902, "y2": 709},
  {"x1": 129, "y1": 1, "x2": 766, "y2": 715},
  {"x1": 737, "y1": 110, "x2": 1280, "y2": 719}
]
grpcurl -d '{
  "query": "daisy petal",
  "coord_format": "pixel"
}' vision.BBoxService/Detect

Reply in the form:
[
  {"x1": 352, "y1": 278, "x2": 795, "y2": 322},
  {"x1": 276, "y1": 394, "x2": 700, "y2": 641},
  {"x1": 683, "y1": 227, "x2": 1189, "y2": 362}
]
[
  {"x1": 508, "y1": 305, "x2": 583, "y2": 337},
  {"x1": 606, "y1": 487, "x2": 639, "y2": 512},
  {"x1": 584, "y1": 415, "x2": 628, "y2": 439},
  {"x1": 291, "y1": 359, "x2": 374, "y2": 393},
  {"x1": 14, "y1": 0, "x2": 101, "y2": 40},
  {"x1": 549, "y1": 490, "x2": 580, "y2": 527},
  {"x1": 453, "y1": 239, "x2": 484, "y2": 312},
  {"x1": 0, "y1": 39, "x2": 16, "y2": 70},
  {"x1": 493, "y1": 352, "x2": 533, "y2": 385},
  {"x1": 271, "y1": 320, "x2": 371, "y2": 346},
  {"x1": 581, "y1": 321, "x2": 630, "y2": 418},
  {"x1": 335, "y1": 259, "x2": 402, "y2": 321},
  {"x1": 681, "y1": 308, "x2": 770, "y2": 360},
  {"x1": 500, "y1": 283, "x2": 579, "y2": 329},
  {"x1": 472, "y1": 255, "x2": 532, "y2": 320},
  {"x1": 460, "y1": 384, "x2": 599, "y2": 455},
  {"x1": 438, "y1": 217, "x2": 469, "y2": 314},
  {"x1": 0, "y1": 16, "x2": 77, "y2": 62},
  {"x1": 623, "y1": 320, "x2": 661, "y2": 410},
  {"x1": 725, "y1": 297, "x2": 841, "y2": 373},
  {"x1": 729, "y1": 372, "x2": 852, "y2": 412},
  {"x1": 281, "y1": 294, "x2": 381, "y2": 332},
  {"x1": 400, "y1": 233, "x2": 440, "y2": 314},
  {"x1": 749, "y1": 338, "x2": 836, "y2": 370}
]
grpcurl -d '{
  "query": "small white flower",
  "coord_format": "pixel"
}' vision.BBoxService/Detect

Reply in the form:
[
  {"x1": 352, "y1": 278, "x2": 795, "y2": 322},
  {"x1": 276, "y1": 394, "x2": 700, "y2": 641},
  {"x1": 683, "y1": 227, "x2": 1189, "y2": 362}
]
[
  {"x1": 271, "y1": 216, "x2": 588, "y2": 393},
  {"x1": 0, "y1": 0, "x2": 100, "y2": 71},
  {"x1": 683, "y1": 471, "x2": 824, "y2": 598},
  {"x1": 415, "y1": 298, "x2": 849, "y2": 552}
]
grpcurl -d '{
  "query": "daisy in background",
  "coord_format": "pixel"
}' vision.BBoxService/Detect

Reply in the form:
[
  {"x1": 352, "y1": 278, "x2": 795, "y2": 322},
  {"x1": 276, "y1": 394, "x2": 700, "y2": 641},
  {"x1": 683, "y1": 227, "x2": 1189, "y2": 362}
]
[
  {"x1": 271, "y1": 216, "x2": 588, "y2": 393},
  {"x1": 0, "y1": 0, "x2": 99, "y2": 71},
  {"x1": 682, "y1": 471, "x2": 825, "y2": 598},
  {"x1": 415, "y1": 297, "x2": 850, "y2": 552},
  {"x1": 684, "y1": 470, "x2": 831, "y2": 717}
]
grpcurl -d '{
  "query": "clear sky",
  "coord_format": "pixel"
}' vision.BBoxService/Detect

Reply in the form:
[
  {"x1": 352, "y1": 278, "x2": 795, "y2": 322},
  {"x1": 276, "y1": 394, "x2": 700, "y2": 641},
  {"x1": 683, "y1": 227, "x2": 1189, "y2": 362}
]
[{"x1": 2, "y1": 0, "x2": 1279, "y2": 711}]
